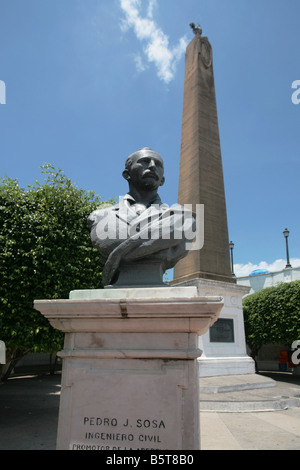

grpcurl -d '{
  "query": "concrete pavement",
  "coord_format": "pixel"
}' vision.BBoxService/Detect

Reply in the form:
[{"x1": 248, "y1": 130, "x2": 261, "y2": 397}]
[
  {"x1": 0, "y1": 371, "x2": 60, "y2": 450},
  {"x1": 200, "y1": 408, "x2": 300, "y2": 450},
  {"x1": 199, "y1": 371, "x2": 300, "y2": 450},
  {"x1": 0, "y1": 369, "x2": 300, "y2": 450},
  {"x1": 200, "y1": 372, "x2": 300, "y2": 412}
]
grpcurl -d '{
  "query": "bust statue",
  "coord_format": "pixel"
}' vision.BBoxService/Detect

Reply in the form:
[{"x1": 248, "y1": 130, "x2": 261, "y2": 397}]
[{"x1": 88, "y1": 148, "x2": 196, "y2": 288}]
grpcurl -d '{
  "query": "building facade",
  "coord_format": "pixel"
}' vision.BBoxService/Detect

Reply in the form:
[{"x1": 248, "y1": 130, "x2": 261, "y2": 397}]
[{"x1": 237, "y1": 266, "x2": 300, "y2": 295}]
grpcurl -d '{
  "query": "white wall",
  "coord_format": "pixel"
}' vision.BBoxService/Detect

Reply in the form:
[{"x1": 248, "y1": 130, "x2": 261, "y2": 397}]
[{"x1": 237, "y1": 266, "x2": 300, "y2": 295}]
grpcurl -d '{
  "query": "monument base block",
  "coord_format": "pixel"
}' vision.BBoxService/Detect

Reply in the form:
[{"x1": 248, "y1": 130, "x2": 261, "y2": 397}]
[
  {"x1": 171, "y1": 279, "x2": 256, "y2": 377},
  {"x1": 34, "y1": 287, "x2": 223, "y2": 450}
]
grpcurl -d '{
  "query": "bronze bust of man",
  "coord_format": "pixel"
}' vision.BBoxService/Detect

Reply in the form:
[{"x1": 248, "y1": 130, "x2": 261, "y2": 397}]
[{"x1": 88, "y1": 148, "x2": 196, "y2": 288}]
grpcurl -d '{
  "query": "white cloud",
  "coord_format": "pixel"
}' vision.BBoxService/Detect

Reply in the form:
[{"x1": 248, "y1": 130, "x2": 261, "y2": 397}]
[
  {"x1": 134, "y1": 53, "x2": 147, "y2": 72},
  {"x1": 235, "y1": 258, "x2": 300, "y2": 277},
  {"x1": 120, "y1": 0, "x2": 187, "y2": 83},
  {"x1": 147, "y1": 0, "x2": 157, "y2": 19}
]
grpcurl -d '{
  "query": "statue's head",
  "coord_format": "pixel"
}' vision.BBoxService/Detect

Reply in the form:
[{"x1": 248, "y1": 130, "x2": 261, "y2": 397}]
[{"x1": 122, "y1": 147, "x2": 165, "y2": 191}]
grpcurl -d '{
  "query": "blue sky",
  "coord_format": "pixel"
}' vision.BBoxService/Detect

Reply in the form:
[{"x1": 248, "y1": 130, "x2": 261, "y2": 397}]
[{"x1": 0, "y1": 0, "x2": 299, "y2": 277}]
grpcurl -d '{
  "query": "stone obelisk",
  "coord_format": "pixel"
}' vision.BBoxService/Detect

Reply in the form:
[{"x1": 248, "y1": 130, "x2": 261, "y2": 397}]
[
  {"x1": 173, "y1": 24, "x2": 234, "y2": 285},
  {"x1": 173, "y1": 24, "x2": 255, "y2": 378}
]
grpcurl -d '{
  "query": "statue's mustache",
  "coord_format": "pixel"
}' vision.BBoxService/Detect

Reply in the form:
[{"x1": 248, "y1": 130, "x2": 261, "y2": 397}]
[{"x1": 142, "y1": 170, "x2": 159, "y2": 180}]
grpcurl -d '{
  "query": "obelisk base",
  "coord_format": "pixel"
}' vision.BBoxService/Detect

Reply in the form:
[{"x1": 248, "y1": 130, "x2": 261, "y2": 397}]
[
  {"x1": 34, "y1": 287, "x2": 223, "y2": 450},
  {"x1": 172, "y1": 279, "x2": 255, "y2": 377}
]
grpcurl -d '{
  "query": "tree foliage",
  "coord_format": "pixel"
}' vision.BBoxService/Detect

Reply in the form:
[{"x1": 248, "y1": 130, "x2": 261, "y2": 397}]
[
  {"x1": 0, "y1": 164, "x2": 111, "y2": 379},
  {"x1": 243, "y1": 280, "x2": 300, "y2": 361}
]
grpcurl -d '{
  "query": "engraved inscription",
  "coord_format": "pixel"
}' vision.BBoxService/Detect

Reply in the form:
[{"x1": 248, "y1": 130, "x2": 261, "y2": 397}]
[{"x1": 71, "y1": 416, "x2": 168, "y2": 450}]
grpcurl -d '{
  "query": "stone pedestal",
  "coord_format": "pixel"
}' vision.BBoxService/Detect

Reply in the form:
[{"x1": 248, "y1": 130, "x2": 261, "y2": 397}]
[
  {"x1": 34, "y1": 287, "x2": 223, "y2": 450},
  {"x1": 172, "y1": 279, "x2": 255, "y2": 377}
]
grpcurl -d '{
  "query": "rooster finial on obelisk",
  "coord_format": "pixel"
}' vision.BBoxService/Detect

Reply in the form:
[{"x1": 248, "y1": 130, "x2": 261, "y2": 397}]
[{"x1": 189, "y1": 22, "x2": 202, "y2": 36}]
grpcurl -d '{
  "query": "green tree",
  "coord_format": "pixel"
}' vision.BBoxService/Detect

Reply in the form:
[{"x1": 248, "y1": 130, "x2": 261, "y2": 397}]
[
  {"x1": 0, "y1": 164, "x2": 112, "y2": 380},
  {"x1": 243, "y1": 280, "x2": 300, "y2": 371}
]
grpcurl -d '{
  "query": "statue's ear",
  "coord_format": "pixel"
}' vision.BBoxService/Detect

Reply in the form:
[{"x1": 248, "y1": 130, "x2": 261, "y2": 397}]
[
  {"x1": 122, "y1": 169, "x2": 130, "y2": 181},
  {"x1": 160, "y1": 176, "x2": 165, "y2": 187}
]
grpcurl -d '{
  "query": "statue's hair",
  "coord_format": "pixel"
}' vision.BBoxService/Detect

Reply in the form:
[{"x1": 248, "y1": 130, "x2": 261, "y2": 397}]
[{"x1": 125, "y1": 148, "x2": 163, "y2": 170}]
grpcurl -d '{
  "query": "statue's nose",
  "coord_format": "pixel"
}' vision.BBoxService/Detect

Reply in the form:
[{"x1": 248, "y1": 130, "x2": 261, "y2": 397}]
[{"x1": 148, "y1": 159, "x2": 156, "y2": 169}]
